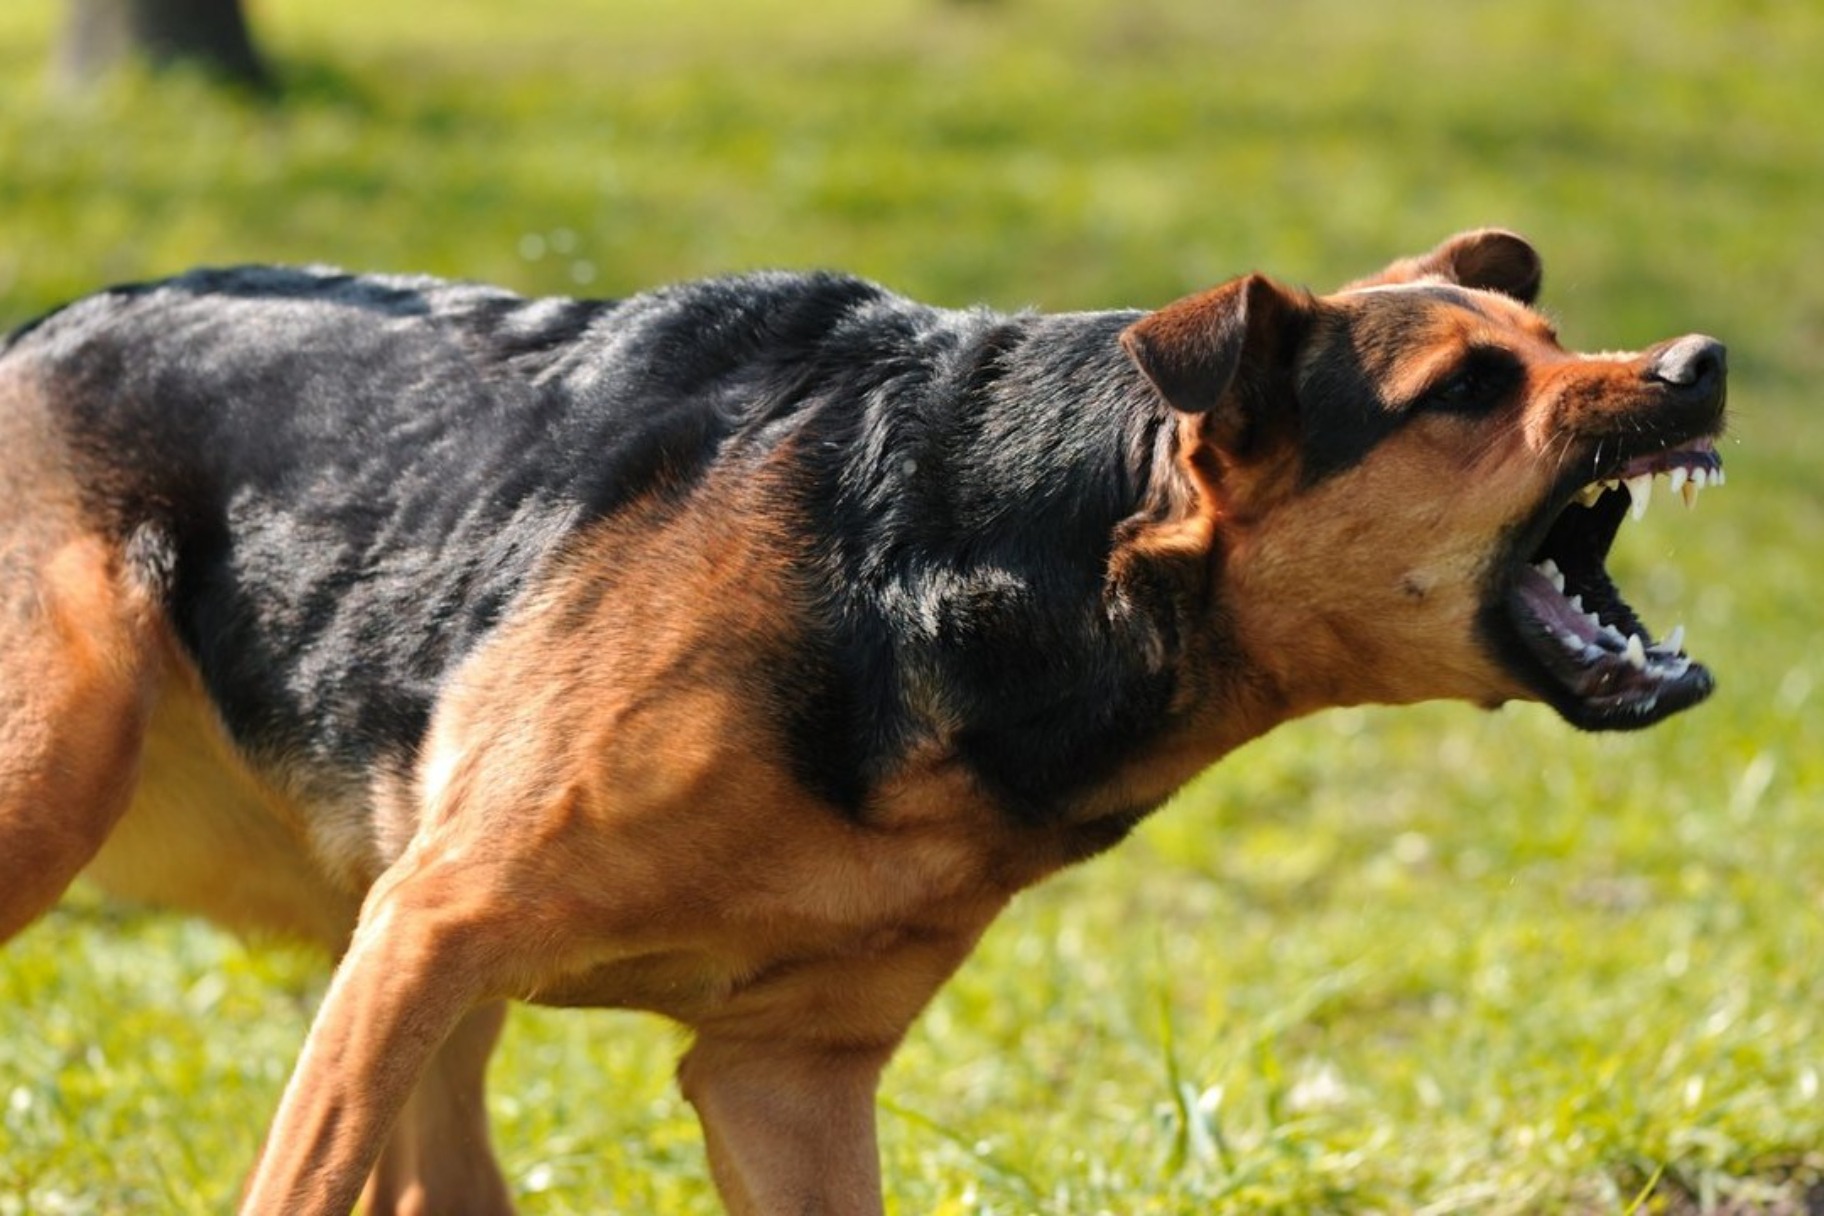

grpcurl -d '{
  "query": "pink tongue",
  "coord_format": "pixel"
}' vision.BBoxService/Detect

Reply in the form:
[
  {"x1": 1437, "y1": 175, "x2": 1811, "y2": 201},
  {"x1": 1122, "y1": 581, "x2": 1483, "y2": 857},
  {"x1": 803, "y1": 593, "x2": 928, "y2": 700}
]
[{"x1": 1514, "y1": 566, "x2": 1600, "y2": 644}]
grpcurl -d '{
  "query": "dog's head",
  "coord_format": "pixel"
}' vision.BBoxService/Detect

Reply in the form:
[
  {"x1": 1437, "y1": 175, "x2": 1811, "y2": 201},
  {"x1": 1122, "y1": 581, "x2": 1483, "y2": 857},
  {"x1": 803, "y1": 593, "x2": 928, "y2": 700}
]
[{"x1": 1122, "y1": 229, "x2": 1727, "y2": 730}]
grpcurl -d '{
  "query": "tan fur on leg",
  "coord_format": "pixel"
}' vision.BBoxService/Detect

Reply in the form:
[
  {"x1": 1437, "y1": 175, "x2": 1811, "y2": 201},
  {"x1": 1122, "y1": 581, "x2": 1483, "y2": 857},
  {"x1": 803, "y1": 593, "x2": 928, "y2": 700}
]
[
  {"x1": 680, "y1": 1035, "x2": 892, "y2": 1216},
  {"x1": 241, "y1": 859, "x2": 518, "y2": 1216},
  {"x1": 0, "y1": 534, "x2": 158, "y2": 942},
  {"x1": 360, "y1": 1001, "x2": 514, "y2": 1216}
]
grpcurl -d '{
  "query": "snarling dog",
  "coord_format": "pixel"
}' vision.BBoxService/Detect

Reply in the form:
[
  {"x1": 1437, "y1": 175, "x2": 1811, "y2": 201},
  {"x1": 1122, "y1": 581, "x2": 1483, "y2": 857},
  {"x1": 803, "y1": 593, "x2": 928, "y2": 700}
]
[{"x1": 0, "y1": 230, "x2": 1726, "y2": 1213}]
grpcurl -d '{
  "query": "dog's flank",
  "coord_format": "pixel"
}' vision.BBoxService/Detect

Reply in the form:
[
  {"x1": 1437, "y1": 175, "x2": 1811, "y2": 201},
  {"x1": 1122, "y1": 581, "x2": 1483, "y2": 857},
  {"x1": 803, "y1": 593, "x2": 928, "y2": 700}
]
[{"x1": 0, "y1": 230, "x2": 1727, "y2": 1214}]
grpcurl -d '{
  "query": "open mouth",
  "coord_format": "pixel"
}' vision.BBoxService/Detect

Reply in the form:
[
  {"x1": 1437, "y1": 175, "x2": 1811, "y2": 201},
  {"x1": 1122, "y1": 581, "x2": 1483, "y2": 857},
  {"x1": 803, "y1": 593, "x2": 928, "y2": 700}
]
[{"x1": 1499, "y1": 437, "x2": 1723, "y2": 729}]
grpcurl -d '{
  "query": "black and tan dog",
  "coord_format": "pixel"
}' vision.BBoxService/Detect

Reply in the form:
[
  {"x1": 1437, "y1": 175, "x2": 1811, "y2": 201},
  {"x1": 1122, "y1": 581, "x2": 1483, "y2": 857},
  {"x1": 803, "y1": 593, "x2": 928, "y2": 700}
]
[{"x1": 0, "y1": 230, "x2": 1726, "y2": 1213}]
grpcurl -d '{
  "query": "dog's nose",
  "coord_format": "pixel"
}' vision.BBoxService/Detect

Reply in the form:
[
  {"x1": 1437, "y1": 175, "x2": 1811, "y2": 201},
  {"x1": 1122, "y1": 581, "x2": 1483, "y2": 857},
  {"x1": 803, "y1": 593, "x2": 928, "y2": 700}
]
[{"x1": 1645, "y1": 335, "x2": 1727, "y2": 391}]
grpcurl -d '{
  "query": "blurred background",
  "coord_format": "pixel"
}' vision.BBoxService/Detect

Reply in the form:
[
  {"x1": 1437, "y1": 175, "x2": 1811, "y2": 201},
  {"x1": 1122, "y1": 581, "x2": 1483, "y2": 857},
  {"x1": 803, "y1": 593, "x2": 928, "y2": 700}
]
[{"x1": 1, "y1": 1, "x2": 1821, "y2": 1212}]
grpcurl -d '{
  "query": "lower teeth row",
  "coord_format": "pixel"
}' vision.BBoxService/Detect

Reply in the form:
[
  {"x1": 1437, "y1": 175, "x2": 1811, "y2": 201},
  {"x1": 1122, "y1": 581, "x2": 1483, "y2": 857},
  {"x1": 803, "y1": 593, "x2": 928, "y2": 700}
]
[
  {"x1": 1533, "y1": 561, "x2": 1688, "y2": 673},
  {"x1": 1552, "y1": 617, "x2": 1689, "y2": 675}
]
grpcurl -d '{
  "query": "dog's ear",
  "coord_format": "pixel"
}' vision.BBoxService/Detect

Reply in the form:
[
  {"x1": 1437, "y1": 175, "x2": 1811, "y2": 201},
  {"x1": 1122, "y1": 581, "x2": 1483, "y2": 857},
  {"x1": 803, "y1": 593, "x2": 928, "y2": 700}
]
[
  {"x1": 1344, "y1": 229, "x2": 1542, "y2": 304},
  {"x1": 1121, "y1": 274, "x2": 1309, "y2": 453}
]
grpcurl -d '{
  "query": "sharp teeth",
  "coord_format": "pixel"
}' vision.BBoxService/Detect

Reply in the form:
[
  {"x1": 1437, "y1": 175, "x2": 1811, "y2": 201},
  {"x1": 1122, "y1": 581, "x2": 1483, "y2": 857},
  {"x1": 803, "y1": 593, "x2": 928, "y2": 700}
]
[
  {"x1": 1625, "y1": 474, "x2": 1652, "y2": 520},
  {"x1": 1681, "y1": 476, "x2": 1701, "y2": 507},
  {"x1": 1625, "y1": 633, "x2": 1647, "y2": 669},
  {"x1": 1568, "y1": 594, "x2": 1583, "y2": 612},
  {"x1": 1668, "y1": 466, "x2": 1688, "y2": 496},
  {"x1": 1575, "y1": 483, "x2": 1605, "y2": 507},
  {"x1": 1535, "y1": 559, "x2": 1565, "y2": 593},
  {"x1": 1663, "y1": 623, "x2": 1685, "y2": 655}
]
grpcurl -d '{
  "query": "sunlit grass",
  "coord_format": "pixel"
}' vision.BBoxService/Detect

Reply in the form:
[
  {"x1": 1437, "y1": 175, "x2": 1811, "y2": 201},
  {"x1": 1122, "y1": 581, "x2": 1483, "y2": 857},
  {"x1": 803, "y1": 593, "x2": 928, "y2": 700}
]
[{"x1": 3, "y1": 0, "x2": 1822, "y2": 1211}]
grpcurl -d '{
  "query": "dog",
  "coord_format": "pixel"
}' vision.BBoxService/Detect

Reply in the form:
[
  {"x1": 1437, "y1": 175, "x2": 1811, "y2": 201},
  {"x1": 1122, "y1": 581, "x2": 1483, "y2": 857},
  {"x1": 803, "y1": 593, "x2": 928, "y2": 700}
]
[{"x1": 0, "y1": 230, "x2": 1726, "y2": 1214}]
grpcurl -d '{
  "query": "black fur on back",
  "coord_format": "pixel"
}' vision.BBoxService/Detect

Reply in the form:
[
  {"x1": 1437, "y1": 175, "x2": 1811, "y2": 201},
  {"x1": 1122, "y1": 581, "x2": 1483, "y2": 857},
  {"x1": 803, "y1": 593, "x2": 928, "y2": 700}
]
[{"x1": 7, "y1": 268, "x2": 1204, "y2": 825}]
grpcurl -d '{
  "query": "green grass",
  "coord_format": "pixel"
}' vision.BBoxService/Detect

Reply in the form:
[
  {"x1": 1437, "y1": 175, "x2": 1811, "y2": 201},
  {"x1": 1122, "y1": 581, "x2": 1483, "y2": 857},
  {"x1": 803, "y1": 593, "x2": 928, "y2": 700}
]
[{"x1": 3, "y1": 0, "x2": 1823, "y2": 1211}]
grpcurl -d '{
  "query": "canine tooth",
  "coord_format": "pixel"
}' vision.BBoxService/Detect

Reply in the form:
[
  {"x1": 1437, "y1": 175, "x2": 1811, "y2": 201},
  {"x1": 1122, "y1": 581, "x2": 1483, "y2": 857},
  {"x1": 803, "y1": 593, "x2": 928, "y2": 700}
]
[
  {"x1": 1663, "y1": 623, "x2": 1685, "y2": 654},
  {"x1": 1624, "y1": 633, "x2": 1647, "y2": 669},
  {"x1": 1681, "y1": 477, "x2": 1700, "y2": 507},
  {"x1": 1668, "y1": 466, "x2": 1689, "y2": 496},
  {"x1": 1625, "y1": 474, "x2": 1652, "y2": 520}
]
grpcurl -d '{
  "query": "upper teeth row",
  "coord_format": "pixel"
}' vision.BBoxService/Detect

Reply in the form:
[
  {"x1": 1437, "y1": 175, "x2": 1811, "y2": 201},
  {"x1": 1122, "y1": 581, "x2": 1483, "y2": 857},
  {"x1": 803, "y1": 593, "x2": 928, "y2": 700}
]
[{"x1": 1574, "y1": 465, "x2": 1724, "y2": 517}]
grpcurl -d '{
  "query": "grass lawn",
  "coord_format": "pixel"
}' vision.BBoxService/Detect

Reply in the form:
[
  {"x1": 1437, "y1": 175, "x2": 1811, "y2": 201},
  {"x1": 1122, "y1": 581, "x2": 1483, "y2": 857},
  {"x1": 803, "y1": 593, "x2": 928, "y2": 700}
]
[{"x1": 3, "y1": 0, "x2": 1823, "y2": 1211}]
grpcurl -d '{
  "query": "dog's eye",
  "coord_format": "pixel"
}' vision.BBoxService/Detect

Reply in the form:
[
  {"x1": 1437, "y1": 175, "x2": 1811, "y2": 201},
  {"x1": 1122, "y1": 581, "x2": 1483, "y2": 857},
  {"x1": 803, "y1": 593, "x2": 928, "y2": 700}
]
[
  {"x1": 1436, "y1": 371, "x2": 1480, "y2": 400},
  {"x1": 1424, "y1": 350, "x2": 1521, "y2": 414}
]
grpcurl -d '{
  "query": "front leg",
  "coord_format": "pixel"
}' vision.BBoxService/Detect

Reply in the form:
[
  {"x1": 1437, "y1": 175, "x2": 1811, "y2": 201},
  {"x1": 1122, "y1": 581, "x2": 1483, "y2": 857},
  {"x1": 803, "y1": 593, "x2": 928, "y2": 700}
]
[
  {"x1": 679, "y1": 1034, "x2": 892, "y2": 1216},
  {"x1": 361, "y1": 1000, "x2": 515, "y2": 1216},
  {"x1": 241, "y1": 858, "x2": 519, "y2": 1215},
  {"x1": 676, "y1": 923, "x2": 995, "y2": 1216}
]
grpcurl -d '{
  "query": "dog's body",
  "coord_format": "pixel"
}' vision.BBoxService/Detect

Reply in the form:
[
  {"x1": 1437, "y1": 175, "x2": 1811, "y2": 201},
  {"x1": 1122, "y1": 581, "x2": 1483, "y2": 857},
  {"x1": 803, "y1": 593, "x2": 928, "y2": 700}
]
[{"x1": 0, "y1": 232, "x2": 1726, "y2": 1213}]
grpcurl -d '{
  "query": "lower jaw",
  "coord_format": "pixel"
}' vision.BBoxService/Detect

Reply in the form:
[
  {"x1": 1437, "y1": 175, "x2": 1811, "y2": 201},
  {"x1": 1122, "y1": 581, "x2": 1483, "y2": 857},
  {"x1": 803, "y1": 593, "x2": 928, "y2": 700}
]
[{"x1": 1508, "y1": 626, "x2": 1714, "y2": 730}]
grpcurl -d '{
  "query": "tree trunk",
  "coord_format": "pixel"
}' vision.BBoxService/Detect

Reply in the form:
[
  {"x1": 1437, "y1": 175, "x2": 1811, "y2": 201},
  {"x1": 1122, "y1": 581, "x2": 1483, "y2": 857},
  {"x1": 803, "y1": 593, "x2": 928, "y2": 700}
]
[{"x1": 58, "y1": 0, "x2": 272, "y2": 93}]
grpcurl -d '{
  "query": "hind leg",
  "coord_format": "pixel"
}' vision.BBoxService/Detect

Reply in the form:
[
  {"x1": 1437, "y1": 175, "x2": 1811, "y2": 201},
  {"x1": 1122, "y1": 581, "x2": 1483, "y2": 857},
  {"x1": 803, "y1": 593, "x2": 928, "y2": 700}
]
[{"x1": 0, "y1": 531, "x2": 159, "y2": 942}]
